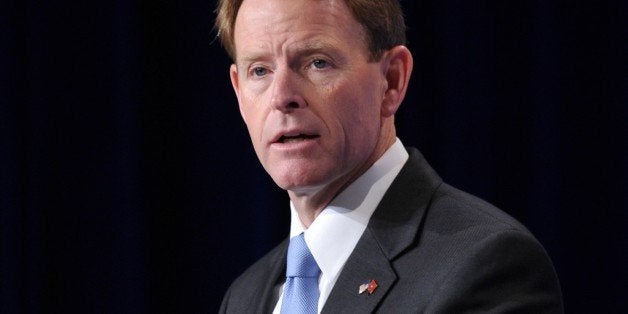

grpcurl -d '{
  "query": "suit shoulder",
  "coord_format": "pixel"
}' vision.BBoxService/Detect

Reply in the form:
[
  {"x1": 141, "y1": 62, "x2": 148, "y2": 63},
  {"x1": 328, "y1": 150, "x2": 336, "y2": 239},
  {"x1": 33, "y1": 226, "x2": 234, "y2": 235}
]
[
  {"x1": 427, "y1": 182, "x2": 533, "y2": 237},
  {"x1": 389, "y1": 182, "x2": 563, "y2": 312}
]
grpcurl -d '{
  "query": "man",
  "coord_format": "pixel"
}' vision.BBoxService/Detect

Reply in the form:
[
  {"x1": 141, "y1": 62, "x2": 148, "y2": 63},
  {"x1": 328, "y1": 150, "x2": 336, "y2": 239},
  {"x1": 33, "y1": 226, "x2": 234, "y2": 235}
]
[{"x1": 216, "y1": 0, "x2": 563, "y2": 312}]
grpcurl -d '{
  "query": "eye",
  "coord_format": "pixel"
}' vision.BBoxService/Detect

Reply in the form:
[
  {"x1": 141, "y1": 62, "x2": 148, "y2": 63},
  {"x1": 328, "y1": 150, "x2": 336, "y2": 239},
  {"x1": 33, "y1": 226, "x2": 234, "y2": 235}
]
[
  {"x1": 252, "y1": 66, "x2": 268, "y2": 77},
  {"x1": 311, "y1": 59, "x2": 329, "y2": 69}
]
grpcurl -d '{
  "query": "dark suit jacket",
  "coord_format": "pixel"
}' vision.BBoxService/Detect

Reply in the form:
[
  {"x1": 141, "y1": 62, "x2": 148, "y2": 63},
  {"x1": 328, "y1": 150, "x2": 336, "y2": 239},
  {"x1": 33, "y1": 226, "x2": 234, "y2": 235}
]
[{"x1": 220, "y1": 148, "x2": 563, "y2": 313}]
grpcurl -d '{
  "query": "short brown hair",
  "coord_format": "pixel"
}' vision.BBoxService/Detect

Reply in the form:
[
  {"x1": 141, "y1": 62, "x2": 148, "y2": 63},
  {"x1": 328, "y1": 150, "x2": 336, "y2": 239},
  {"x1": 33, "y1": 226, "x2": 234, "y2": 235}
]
[{"x1": 214, "y1": 0, "x2": 407, "y2": 61}]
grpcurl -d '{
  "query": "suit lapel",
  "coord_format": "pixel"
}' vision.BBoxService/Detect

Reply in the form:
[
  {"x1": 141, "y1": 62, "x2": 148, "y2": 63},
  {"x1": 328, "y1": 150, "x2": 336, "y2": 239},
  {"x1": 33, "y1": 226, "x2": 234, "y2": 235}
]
[
  {"x1": 368, "y1": 148, "x2": 442, "y2": 260},
  {"x1": 322, "y1": 148, "x2": 443, "y2": 312},
  {"x1": 321, "y1": 228, "x2": 396, "y2": 313},
  {"x1": 263, "y1": 244, "x2": 287, "y2": 312}
]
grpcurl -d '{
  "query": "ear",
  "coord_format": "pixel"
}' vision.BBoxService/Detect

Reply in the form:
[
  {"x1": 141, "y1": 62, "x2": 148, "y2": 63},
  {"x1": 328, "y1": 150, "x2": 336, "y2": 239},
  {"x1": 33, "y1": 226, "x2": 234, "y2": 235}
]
[
  {"x1": 229, "y1": 63, "x2": 240, "y2": 98},
  {"x1": 380, "y1": 46, "x2": 413, "y2": 117},
  {"x1": 229, "y1": 63, "x2": 247, "y2": 121}
]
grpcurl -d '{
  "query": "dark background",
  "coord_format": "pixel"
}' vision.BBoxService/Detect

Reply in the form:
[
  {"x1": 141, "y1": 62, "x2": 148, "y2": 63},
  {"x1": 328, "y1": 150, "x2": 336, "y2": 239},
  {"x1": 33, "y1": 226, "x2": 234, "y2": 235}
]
[{"x1": 1, "y1": 0, "x2": 625, "y2": 313}]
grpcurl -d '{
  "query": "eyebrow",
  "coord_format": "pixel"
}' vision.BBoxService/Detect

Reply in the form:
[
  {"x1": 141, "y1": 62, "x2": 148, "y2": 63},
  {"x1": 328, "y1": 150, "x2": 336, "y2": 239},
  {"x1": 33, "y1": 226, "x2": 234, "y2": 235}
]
[
  {"x1": 237, "y1": 50, "x2": 271, "y2": 65},
  {"x1": 291, "y1": 41, "x2": 339, "y2": 58},
  {"x1": 237, "y1": 41, "x2": 343, "y2": 64}
]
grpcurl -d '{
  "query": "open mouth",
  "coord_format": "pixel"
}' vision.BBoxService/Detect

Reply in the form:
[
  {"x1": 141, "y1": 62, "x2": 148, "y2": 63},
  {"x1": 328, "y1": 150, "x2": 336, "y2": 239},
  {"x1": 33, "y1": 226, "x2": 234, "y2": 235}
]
[{"x1": 278, "y1": 134, "x2": 320, "y2": 143}]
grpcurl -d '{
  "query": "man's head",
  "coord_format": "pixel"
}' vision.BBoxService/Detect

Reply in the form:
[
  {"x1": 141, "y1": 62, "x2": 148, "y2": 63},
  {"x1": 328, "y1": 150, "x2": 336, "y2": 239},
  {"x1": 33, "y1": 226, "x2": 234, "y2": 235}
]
[{"x1": 217, "y1": 0, "x2": 413, "y2": 210}]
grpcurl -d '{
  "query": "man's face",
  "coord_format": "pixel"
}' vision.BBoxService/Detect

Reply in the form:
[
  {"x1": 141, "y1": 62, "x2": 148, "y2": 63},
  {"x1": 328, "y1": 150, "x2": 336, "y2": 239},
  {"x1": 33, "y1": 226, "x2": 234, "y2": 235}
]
[{"x1": 230, "y1": 0, "x2": 390, "y2": 194}]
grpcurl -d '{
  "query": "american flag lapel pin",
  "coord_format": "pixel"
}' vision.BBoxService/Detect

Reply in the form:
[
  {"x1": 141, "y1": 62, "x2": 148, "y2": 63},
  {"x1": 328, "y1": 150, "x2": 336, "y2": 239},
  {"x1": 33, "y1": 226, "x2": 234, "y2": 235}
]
[{"x1": 359, "y1": 279, "x2": 378, "y2": 295}]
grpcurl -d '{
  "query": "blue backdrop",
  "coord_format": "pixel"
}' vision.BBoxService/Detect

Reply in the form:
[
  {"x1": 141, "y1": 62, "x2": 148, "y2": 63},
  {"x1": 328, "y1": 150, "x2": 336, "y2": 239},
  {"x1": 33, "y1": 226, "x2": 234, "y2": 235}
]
[{"x1": 1, "y1": 0, "x2": 626, "y2": 312}]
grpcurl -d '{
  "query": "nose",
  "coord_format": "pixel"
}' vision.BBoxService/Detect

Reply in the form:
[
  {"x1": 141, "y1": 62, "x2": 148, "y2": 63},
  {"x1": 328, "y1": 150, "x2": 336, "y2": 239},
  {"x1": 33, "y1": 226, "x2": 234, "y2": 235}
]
[{"x1": 270, "y1": 68, "x2": 307, "y2": 112}]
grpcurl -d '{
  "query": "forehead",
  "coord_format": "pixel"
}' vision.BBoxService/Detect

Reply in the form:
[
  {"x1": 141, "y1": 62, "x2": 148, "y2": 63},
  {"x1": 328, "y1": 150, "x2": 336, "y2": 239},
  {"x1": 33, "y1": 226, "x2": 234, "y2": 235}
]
[{"x1": 233, "y1": 0, "x2": 367, "y2": 59}]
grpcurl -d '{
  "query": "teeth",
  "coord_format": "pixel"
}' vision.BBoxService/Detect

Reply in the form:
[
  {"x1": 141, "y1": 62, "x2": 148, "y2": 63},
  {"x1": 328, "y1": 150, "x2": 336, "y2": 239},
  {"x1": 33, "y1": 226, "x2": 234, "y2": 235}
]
[
  {"x1": 284, "y1": 137, "x2": 307, "y2": 143},
  {"x1": 280, "y1": 134, "x2": 317, "y2": 143}
]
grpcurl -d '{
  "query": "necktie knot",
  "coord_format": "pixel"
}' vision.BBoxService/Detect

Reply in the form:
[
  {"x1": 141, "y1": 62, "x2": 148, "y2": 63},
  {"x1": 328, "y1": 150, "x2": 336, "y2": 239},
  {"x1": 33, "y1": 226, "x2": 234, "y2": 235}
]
[{"x1": 286, "y1": 234, "x2": 320, "y2": 278}]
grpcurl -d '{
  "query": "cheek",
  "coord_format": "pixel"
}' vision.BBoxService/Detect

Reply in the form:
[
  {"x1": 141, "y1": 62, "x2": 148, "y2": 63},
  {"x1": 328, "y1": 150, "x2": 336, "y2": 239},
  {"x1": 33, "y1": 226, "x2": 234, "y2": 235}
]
[
  {"x1": 239, "y1": 95, "x2": 264, "y2": 135},
  {"x1": 319, "y1": 92, "x2": 380, "y2": 154},
  {"x1": 333, "y1": 86, "x2": 381, "y2": 126},
  {"x1": 239, "y1": 93, "x2": 256, "y2": 123},
  {"x1": 238, "y1": 107, "x2": 265, "y2": 161},
  {"x1": 341, "y1": 90, "x2": 382, "y2": 147}
]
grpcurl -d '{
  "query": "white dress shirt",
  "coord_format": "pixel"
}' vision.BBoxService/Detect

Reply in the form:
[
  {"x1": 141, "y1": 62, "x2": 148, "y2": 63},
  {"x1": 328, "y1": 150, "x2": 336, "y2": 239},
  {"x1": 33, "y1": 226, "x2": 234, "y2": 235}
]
[{"x1": 273, "y1": 139, "x2": 409, "y2": 313}]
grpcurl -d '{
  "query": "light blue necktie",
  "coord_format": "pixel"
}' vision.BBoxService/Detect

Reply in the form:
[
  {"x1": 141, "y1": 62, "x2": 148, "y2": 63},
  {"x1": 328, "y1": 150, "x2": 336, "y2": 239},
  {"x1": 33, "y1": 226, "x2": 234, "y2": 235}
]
[{"x1": 281, "y1": 233, "x2": 321, "y2": 314}]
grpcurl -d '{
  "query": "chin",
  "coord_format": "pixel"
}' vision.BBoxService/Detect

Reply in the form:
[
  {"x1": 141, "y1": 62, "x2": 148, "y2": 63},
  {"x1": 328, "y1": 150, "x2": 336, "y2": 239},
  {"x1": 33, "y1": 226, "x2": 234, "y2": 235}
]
[{"x1": 270, "y1": 169, "x2": 332, "y2": 194}]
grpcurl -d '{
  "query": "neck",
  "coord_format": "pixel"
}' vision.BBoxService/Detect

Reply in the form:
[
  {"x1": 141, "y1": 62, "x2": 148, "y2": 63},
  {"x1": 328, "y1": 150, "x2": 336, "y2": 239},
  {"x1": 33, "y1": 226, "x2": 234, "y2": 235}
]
[
  {"x1": 289, "y1": 125, "x2": 397, "y2": 228},
  {"x1": 287, "y1": 179, "x2": 346, "y2": 227}
]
